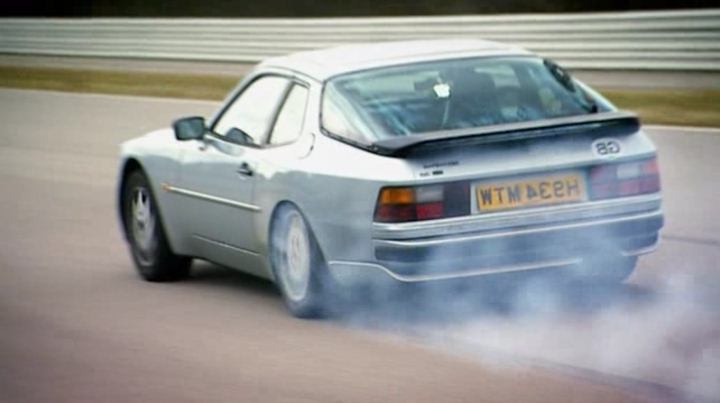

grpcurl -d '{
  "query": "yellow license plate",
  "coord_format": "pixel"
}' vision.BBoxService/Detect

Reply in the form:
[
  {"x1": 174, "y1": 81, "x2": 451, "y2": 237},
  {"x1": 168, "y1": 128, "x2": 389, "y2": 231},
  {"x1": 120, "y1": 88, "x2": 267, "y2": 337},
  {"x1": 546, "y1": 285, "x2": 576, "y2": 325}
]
[{"x1": 475, "y1": 173, "x2": 585, "y2": 212}]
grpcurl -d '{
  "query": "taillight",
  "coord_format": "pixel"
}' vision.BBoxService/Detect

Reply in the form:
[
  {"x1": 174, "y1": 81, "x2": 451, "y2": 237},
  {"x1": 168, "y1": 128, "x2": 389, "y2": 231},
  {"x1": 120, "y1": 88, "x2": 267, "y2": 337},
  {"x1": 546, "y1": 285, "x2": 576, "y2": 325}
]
[
  {"x1": 374, "y1": 182, "x2": 470, "y2": 223},
  {"x1": 589, "y1": 158, "x2": 661, "y2": 200}
]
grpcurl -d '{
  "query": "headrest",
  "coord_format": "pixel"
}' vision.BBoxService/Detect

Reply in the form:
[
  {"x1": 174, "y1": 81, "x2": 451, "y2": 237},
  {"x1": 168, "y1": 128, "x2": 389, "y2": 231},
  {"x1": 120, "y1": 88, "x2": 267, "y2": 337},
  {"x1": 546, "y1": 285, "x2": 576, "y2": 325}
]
[{"x1": 453, "y1": 69, "x2": 496, "y2": 97}]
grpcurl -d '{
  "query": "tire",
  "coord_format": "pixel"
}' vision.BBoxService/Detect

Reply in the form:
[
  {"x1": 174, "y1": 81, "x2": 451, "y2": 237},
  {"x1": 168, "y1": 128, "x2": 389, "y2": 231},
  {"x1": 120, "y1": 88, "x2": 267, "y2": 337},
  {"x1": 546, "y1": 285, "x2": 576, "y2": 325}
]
[
  {"x1": 122, "y1": 170, "x2": 191, "y2": 282},
  {"x1": 576, "y1": 256, "x2": 637, "y2": 284},
  {"x1": 269, "y1": 205, "x2": 330, "y2": 318}
]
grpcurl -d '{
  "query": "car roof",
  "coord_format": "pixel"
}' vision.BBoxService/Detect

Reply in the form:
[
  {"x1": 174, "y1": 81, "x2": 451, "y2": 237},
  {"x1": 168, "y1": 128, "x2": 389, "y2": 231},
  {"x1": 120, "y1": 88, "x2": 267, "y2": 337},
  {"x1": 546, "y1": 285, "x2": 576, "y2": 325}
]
[{"x1": 258, "y1": 39, "x2": 532, "y2": 81}]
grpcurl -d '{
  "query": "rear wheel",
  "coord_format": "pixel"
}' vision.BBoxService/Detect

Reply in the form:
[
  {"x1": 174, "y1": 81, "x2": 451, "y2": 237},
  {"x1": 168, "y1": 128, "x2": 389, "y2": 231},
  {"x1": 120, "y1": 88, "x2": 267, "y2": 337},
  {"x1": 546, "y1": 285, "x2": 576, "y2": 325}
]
[
  {"x1": 270, "y1": 205, "x2": 330, "y2": 318},
  {"x1": 122, "y1": 170, "x2": 190, "y2": 282}
]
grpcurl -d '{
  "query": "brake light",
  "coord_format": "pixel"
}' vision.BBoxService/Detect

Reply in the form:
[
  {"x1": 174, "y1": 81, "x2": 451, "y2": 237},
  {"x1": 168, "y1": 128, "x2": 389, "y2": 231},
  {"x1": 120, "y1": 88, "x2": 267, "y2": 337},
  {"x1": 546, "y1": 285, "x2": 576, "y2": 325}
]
[
  {"x1": 589, "y1": 158, "x2": 660, "y2": 200},
  {"x1": 374, "y1": 182, "x2": 470, "y2": 223}
]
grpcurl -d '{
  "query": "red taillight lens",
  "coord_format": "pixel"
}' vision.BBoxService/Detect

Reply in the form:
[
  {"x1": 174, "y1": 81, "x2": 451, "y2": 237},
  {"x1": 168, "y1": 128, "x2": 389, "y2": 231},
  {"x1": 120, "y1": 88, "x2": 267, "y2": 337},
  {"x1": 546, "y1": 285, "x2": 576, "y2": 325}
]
[
  {"x1": 374, "y1": 183, "x2": 470, "y2": 223},
  {"x1": 415, "y1": 201, "x2": 444, "y2": 220},
  {"x1": 589, "y1": 158, "x2": 660, "y2": 200}
]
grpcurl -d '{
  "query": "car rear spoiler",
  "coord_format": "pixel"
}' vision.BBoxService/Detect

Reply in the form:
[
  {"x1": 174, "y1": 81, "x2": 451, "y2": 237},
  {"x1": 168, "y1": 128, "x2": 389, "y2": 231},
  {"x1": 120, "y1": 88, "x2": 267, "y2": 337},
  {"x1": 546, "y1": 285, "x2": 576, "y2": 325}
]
[{"x1": 370, "y1": 111, "x2": 640, "y2": 157}]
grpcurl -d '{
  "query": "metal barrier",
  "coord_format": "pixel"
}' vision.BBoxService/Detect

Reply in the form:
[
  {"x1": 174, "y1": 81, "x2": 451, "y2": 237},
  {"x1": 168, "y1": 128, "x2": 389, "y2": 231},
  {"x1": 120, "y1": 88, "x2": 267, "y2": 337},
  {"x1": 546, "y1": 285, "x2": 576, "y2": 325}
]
[{"x1": 1, "y1": 9, "x2": 719, "y2": 70}]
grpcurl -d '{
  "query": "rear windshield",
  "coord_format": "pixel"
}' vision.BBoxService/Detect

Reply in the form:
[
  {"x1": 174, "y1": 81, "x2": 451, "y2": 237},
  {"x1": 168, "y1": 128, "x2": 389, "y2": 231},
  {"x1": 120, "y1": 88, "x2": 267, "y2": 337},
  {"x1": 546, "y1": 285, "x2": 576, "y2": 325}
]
[{"x1": 321, "y1": 56, "x2": 613, "y2": 143}]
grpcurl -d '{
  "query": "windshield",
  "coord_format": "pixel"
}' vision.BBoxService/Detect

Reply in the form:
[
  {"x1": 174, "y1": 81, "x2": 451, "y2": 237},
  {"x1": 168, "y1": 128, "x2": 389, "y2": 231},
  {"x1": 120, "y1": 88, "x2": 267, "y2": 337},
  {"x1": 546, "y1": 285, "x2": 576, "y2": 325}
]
[{"x1": 321, "y1": 56, "x2": 613, "y2": 143}]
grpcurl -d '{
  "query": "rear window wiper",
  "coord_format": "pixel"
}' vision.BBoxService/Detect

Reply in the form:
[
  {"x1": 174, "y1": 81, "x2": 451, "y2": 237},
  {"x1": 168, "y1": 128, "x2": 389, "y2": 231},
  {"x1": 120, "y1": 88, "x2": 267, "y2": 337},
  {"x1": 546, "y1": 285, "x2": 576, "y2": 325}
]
[
  {"x1": 544, "y1": 59, "x2": 598, "y2": 113},
  {"x1": 581, "y1": 93, "x2": 599, "y2": 113}
]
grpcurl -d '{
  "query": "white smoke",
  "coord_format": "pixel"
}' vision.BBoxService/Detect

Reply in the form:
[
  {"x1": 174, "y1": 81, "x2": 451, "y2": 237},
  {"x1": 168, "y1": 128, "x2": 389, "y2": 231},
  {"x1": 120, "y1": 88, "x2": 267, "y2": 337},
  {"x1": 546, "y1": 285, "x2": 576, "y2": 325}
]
[{"x1": 333, "y1": 259, "x2": 720, "y2": 402}]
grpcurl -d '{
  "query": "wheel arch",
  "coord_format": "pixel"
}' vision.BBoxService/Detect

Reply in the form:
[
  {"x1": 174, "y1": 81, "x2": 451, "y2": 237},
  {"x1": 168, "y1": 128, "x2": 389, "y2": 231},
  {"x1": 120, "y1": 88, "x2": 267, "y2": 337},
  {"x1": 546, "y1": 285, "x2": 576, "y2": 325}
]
[
  {"x1": 266, "y1": 200, "x2": 328, "y2": 282},
  {"x1": 117, "y1": 158, "x2": 145, "y2": 240},
  {"x1": 118, "y1": 158, "x2": 185, "y2": 257}
]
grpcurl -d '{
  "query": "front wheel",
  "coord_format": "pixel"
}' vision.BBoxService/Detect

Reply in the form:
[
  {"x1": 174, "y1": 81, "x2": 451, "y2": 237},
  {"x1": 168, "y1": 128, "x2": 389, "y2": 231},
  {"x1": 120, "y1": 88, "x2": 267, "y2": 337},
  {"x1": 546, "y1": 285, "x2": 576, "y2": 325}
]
[
  {"x1": 270, "y1": 205, "x2": 331, "y2": 318},
  {"x1": 122, "y1": 170, "x2": 190, "y2": 282}
]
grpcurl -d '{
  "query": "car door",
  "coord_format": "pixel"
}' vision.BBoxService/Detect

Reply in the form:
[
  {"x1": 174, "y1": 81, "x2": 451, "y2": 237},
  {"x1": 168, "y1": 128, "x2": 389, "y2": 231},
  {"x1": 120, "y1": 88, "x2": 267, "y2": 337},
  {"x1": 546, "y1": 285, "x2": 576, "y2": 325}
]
[{"x1": 175, "y1": 74, "x2": 291, "y2": 272}]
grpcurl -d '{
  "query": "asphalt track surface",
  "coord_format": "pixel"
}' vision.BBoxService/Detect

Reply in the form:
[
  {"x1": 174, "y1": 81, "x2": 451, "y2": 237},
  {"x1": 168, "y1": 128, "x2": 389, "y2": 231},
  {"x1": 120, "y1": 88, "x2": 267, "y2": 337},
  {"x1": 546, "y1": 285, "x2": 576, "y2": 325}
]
[{"x1": 1, "y1": 88, "x2": 718, "y2": 402}]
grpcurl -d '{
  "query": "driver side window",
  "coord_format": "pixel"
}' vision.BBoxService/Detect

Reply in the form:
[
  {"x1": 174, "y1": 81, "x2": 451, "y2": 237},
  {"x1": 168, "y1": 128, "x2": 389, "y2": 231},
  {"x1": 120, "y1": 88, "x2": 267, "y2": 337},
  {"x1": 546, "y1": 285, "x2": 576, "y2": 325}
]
[{"x1": 213, "y1": 76, "x2": 289, "y2": 144}]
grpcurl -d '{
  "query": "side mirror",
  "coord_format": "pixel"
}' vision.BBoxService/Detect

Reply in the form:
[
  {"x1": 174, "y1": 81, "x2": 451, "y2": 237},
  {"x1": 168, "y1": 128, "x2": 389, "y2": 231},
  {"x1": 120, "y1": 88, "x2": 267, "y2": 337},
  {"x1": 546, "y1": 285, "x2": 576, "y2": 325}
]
[{"x1": 172, "y1": 116, "x2": 206, "y2": 141}]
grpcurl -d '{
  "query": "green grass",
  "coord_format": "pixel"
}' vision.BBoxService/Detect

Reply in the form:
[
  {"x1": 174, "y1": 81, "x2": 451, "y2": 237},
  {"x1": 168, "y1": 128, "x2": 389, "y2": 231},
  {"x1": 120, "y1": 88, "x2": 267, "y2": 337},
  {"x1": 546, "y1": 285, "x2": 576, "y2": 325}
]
[
  {"x1": 0, "y1": 66, "x2": 237, "y2": 101},
  {"x1": 601, "y1": 88, "x2": 720, "y2": 128},
  {"x1": 1, "y1": 65, "x2": 719, "y2": 127}
]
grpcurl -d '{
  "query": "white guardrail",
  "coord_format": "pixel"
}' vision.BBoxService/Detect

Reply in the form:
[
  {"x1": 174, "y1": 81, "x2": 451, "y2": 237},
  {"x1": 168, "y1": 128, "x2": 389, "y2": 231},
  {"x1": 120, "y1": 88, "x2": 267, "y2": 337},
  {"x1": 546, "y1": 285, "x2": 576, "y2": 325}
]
[{"x1": 1, "y1": 9, "x2": 719, "y2": 71}]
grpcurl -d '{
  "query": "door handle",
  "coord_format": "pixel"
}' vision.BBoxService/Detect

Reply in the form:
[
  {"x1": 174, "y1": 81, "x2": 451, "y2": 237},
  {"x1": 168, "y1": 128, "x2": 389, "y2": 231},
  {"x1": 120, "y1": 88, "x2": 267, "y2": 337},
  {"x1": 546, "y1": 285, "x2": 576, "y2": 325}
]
[{"x1": 236, "y1": 163, "x2": 253, "y2": 177}]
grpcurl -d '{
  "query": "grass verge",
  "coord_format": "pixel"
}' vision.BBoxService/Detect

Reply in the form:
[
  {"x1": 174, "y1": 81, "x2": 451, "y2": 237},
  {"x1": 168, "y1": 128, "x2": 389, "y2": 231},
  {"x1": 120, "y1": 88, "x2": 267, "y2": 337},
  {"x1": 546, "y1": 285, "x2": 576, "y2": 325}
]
[
  {"x1": 0, "y1": 65, "x2": 237, "y2": 101},
  {"x1": 1, "y1": 65, "x2": 718, "y2": 127},
  {"x1": 601, "y1": 88, "x2": 720, "y2": 128}
]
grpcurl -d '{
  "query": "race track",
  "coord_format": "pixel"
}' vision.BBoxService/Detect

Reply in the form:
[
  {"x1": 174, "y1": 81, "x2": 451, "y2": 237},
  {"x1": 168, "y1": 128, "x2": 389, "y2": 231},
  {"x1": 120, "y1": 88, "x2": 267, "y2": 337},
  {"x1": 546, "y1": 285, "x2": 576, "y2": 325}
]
[{"x1": 1, "y1": 88, "x2": 718, "y2": 402}]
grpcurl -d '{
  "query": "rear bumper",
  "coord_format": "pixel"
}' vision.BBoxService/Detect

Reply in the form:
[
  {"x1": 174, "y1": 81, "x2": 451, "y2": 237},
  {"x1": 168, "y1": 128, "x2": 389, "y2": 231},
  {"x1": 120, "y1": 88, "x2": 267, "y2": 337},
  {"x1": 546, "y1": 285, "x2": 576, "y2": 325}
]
[{"x1": 327, "y1": 194, "x2": 663, "y2": 285}]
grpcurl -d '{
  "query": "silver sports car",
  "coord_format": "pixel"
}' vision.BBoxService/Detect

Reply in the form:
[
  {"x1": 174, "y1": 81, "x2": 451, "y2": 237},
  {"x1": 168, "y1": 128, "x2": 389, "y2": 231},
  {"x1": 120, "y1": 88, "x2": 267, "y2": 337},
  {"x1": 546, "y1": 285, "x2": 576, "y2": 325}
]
[{"x1": 117, "y1": 40, "x2": 663, "y2": 317}]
